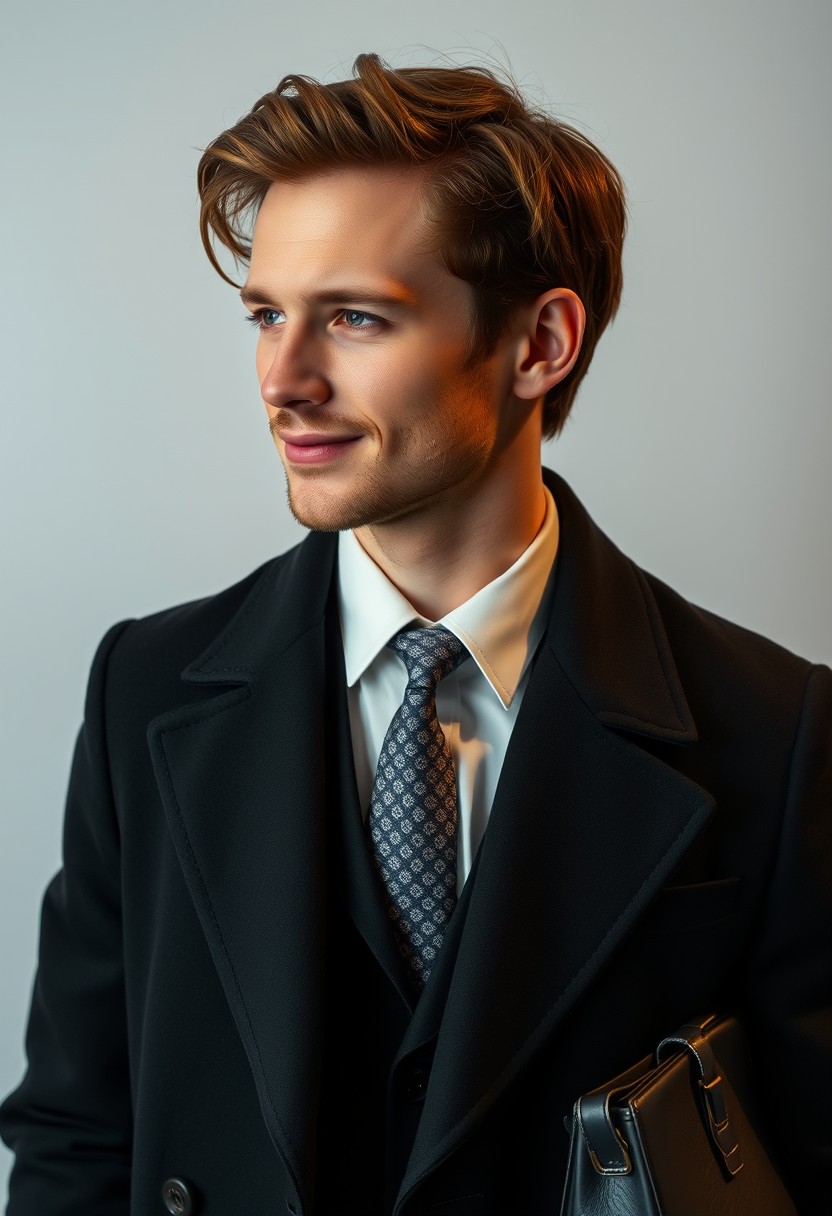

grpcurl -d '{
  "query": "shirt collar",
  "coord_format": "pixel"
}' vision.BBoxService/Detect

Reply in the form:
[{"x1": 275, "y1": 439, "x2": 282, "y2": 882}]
[{"x1": 337, "y1": 486, "x2": 559, "y2": 709}]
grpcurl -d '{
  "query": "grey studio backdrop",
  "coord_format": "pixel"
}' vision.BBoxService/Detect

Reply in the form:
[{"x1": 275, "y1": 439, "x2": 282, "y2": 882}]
[{"x1": 1, "y1": 0, "x2": 830, "y2": 1194}]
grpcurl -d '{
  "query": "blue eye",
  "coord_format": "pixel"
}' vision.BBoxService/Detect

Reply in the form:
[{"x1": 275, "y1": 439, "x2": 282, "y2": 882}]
[
  {"x1": 245, "y1": 309, "x2": 284, "y2": 330},
  {"x1": 244, "y1": 307, "x2": 382, "y2": 333},
  {"x1": 342, "y1": 310, "x2": 379, "y2": 328}
]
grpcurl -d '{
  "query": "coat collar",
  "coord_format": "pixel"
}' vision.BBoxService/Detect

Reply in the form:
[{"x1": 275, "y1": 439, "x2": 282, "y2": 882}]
[
  {"x1": 180, "y1": 528, "x2": 336, "y2": 687},
  {"x1": 542, "y1": 469, "x2": 696, "y2": 742},
  {"x1": 147, "y1": 470, "x2": 711, "y2": 1215}
]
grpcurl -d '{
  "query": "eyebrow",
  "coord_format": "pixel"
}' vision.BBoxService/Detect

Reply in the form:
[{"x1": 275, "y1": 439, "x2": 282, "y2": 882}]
[{"x1": 239, "y1": 284, "x2": 416, "y2": 310}]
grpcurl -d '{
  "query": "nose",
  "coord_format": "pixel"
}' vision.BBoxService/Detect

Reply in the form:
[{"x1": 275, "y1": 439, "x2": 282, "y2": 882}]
[{"x1": 258, "y1": 325, "x2": 331, "y2": 412}]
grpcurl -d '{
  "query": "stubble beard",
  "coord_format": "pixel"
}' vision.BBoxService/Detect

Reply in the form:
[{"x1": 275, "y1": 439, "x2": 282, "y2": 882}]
[
  {"x1": 281, "y1": 454, "x2": 434, "y2": 533},
  {"x1": 280, "y1": 427, "x2": 492, "y2": 533},
  {"x1": 272, "y1": 388, "x2": 495, "y2": 533},
  {"x1": 268, "y1": 408, "x2": 398, "y2": 532}
]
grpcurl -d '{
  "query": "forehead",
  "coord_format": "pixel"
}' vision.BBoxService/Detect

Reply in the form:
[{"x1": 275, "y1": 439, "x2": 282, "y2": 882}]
[{"x1": 248, "y1": 166, "x2": 450, "y2": 298}]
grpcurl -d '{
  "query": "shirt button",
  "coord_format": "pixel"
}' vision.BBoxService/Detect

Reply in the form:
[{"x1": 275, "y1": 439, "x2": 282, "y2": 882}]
[{"x1": 161, "y1": 1177, "x2": 196, "y2": 1215}]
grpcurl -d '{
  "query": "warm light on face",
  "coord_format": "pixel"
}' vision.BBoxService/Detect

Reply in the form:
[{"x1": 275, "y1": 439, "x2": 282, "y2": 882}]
[{"x1": 245, "y1": 167, "x2": 519, "y2": 534}]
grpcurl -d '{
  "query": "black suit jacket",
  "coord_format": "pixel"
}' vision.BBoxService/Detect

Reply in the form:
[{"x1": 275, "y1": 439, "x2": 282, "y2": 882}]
[{"x1": 2, "y1": 470, "x2": 830, "y2": 1215}]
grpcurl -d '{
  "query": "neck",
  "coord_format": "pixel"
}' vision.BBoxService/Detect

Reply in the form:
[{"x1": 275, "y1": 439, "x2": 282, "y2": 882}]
[{"x1": 354, "y1": 446, "x2": 551, "y2": 622}]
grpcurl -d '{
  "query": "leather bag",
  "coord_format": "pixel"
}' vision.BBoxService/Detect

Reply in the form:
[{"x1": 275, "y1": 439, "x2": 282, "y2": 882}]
[{"x1": 560, "y1": 1014, "x2": 797, "y2": 1215}]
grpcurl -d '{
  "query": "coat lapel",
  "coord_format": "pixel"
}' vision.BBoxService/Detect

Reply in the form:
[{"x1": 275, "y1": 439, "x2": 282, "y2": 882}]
[
  {"x1": 395, "y1": 471, "x2": 715, "y2": 1212},
  {"x1": 147, "y1": 532, "x2": 339, "y2": 1214}
]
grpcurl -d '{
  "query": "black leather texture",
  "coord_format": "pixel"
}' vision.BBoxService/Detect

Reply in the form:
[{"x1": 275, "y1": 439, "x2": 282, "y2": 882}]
[{"x1": 560, "y1": 1016, "x2": 798, "y2": 1216}]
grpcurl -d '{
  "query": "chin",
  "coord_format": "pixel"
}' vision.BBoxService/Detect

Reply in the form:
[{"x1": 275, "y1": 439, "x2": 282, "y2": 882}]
[
  {"x1": 284, "y1": 467, "x2": 421, "y2": 533},
  {"x1": 285, "y1": 483, "x2": 379, "y2": 533}
]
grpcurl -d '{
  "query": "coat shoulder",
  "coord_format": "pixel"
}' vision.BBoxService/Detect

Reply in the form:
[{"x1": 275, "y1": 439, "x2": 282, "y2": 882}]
[{"x1": 641, "y1": 565, "x2": 824, "y2": 739}]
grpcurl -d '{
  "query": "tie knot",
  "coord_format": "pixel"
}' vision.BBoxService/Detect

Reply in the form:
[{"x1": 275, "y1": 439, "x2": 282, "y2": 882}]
[{"x1": 388, "y1": 625, "x2": 467, "y2": 689}]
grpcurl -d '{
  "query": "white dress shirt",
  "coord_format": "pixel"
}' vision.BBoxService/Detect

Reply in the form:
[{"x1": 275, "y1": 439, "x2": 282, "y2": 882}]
[{"x1": 337, "y1": 485, "x2": 559, "y2": 895}]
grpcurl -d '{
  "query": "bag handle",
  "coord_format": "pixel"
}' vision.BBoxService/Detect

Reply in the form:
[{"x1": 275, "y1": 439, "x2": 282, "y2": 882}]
[{"x1": 656, "y1": 1016, "x2": 744, "y2": 1178}]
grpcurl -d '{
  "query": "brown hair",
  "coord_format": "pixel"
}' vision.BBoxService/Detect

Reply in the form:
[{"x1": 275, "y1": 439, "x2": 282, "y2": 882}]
[{"x1": 197, "y1": 53, "x2": 626, "y2": 437}]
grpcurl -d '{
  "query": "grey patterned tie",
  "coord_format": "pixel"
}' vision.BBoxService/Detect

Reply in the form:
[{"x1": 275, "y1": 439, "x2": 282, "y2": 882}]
[{"x1": 367, "y1": 625, "x2": 469, "y2": 989}]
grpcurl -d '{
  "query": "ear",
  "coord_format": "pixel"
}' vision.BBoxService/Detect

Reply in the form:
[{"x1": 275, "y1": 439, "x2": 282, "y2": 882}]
[{"x1": 511, "y1": 288, "x2": 586, "y2": 401}]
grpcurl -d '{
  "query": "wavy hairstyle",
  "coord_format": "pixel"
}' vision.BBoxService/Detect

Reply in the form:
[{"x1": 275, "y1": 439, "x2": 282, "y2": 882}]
[{"x1": 197, "y1": 53, "x2": 626, "y2": 437}]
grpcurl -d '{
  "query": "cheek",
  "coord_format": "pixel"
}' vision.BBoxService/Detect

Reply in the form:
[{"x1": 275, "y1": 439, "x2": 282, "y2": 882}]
[{"x1": 337, "y1": 357, "x2": 419, "y2": 425}]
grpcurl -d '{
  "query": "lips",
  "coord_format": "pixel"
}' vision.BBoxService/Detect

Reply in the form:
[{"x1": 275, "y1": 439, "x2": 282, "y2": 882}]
[
  {"x1": 278, "y1": 431, "x2": 359, "y2": 447},
  {"x1": 278, "y1": 431, "x2": 363, "y2": 465}
]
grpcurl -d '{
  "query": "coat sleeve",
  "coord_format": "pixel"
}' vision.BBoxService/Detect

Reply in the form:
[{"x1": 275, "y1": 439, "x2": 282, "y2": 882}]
[
  {"x1": 0, "y1": 621, "x2": 135, "y2": 1215},
  {"x1": 744, "y1": 662, "x2": 832, "y2": 1212}
]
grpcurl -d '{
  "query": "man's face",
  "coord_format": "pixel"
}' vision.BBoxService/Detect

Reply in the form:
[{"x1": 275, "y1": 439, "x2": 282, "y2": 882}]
[{"x1": 244, "y1": 167, "x2": 522, "y2": 533}]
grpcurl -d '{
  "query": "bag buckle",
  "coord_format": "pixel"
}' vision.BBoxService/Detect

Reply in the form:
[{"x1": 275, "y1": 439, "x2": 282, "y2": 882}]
[{"x1": 700, "y1": 1074, "x2": 744, "y2": 1177}]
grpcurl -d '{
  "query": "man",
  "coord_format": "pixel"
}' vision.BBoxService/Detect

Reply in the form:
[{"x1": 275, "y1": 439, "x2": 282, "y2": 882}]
[{"x1": 1, "y1": 52, "x2": 829, "y2": 1216}]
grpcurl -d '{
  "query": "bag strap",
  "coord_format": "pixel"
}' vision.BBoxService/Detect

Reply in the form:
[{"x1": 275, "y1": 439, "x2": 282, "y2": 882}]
[{"x1": 574, "y1": 1091, "x2": 633, "y2": 1175}]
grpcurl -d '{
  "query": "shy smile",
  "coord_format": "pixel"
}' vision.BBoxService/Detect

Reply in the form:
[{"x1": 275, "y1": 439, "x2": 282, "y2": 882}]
[{"x1": 279, "y1": 432, "x2": 363, "y2": 465}]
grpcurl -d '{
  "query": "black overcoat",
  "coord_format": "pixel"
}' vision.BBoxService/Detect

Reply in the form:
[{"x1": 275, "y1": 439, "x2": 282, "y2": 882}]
[{"x1": 2, "y1": 470, "x2": 830, "y2": 1214}]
